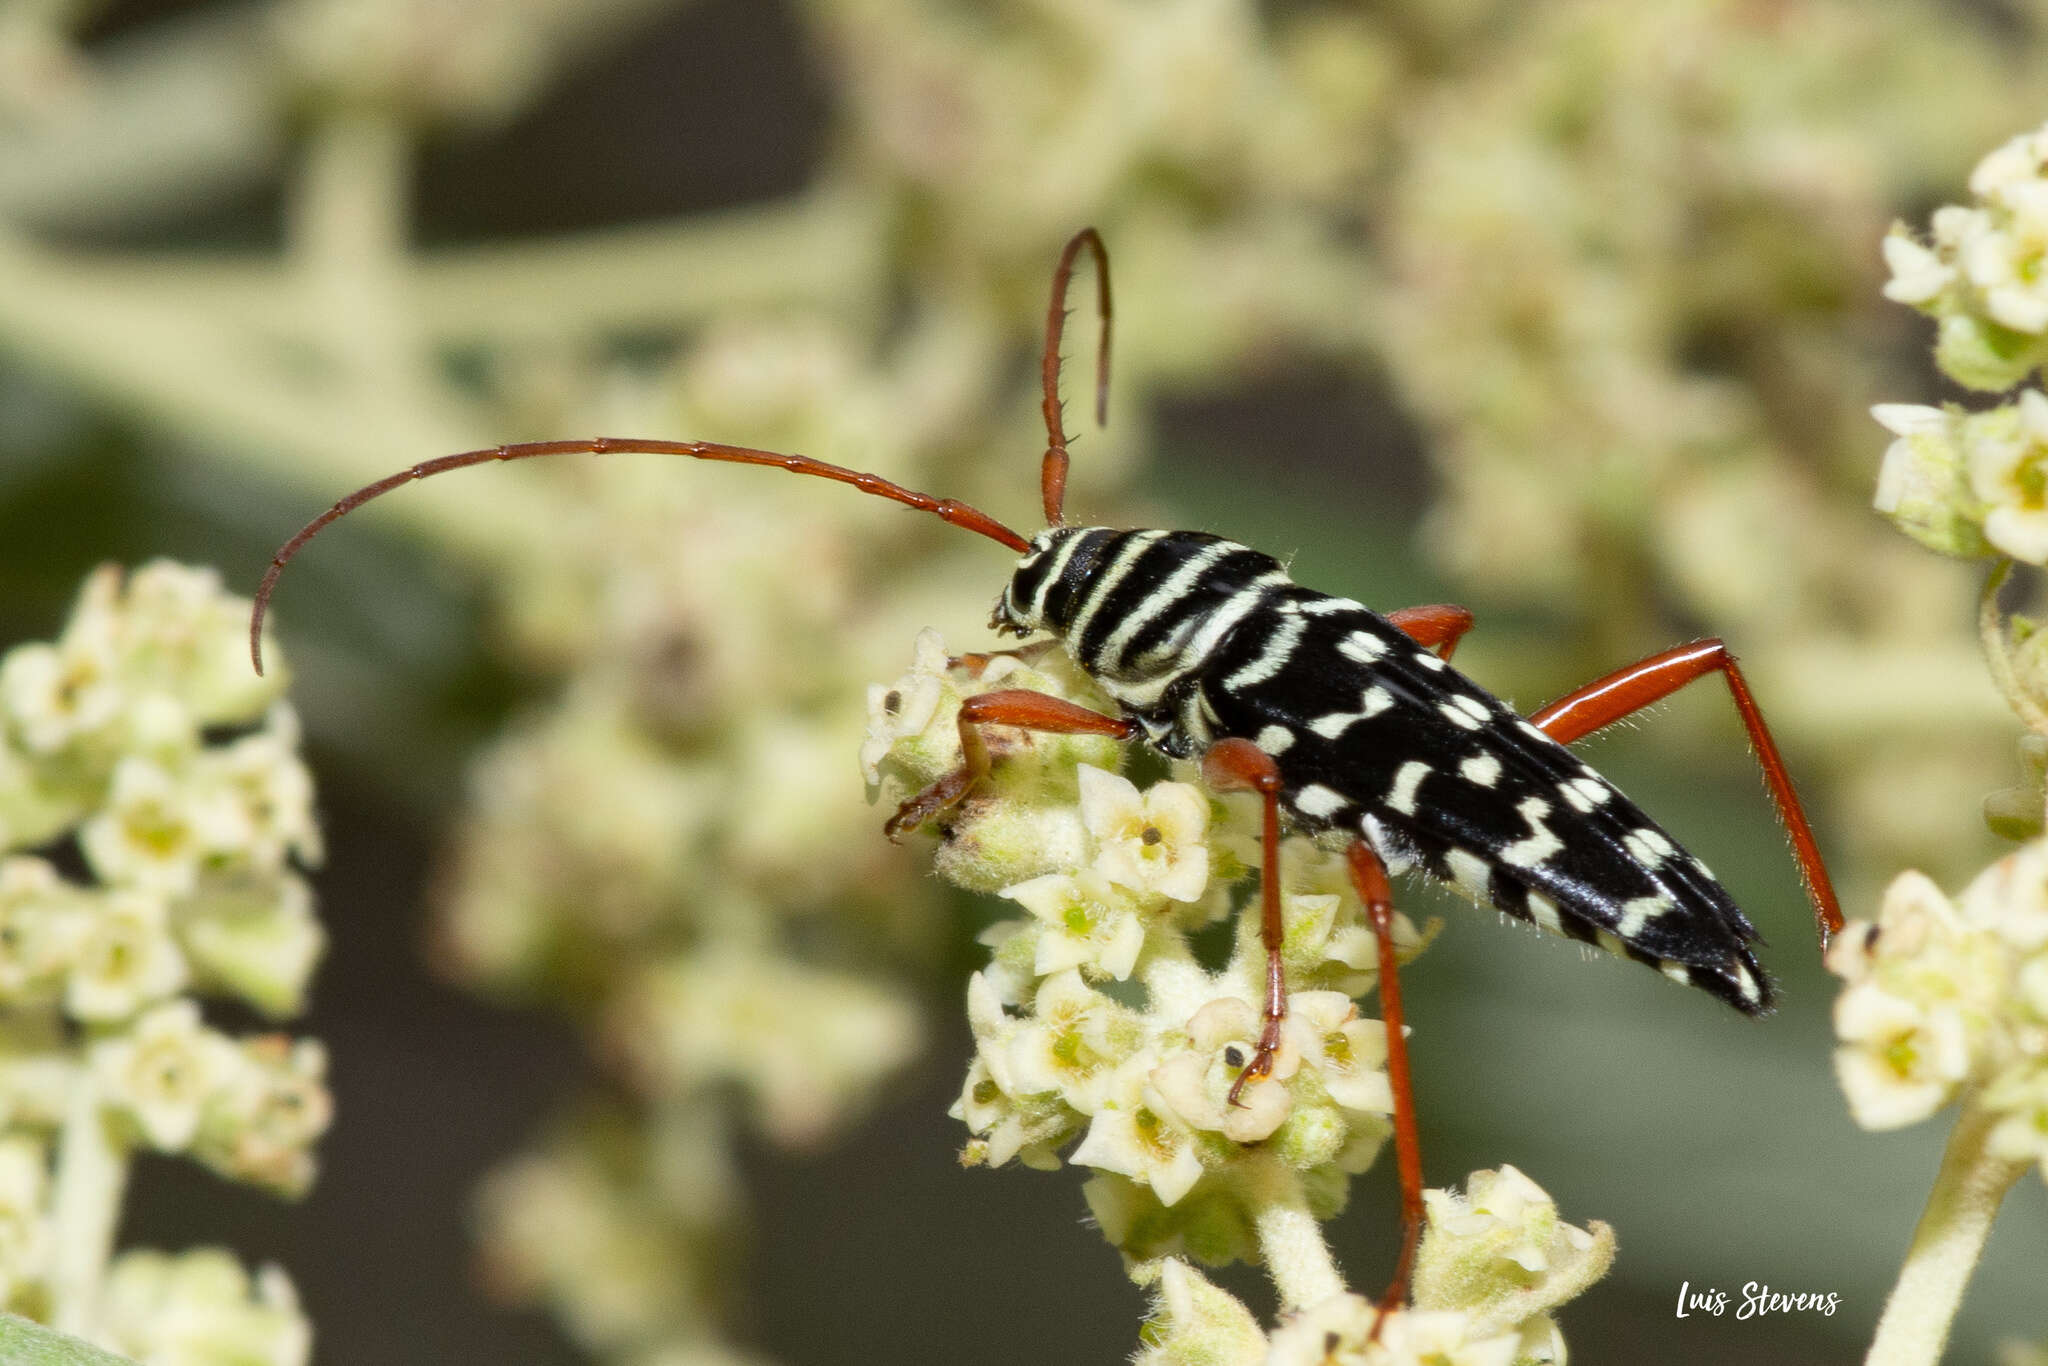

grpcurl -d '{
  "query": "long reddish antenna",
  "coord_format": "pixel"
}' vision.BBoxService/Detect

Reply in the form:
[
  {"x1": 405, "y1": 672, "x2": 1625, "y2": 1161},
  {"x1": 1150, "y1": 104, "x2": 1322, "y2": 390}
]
[
  {"x1": 1040, "y1": 228, "x2": 1112, "y2": 527},
  {"x1": 249, "y1": 438, "x2": 1030, "y2": 675}
]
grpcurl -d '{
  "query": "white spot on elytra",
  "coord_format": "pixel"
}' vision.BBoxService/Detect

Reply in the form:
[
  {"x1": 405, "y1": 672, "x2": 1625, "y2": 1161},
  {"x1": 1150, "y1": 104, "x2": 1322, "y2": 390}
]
[
  {"x1": 1559, "y1": 777, "x2": 1610, "y2": 812},
  {"x1": 1415, "y1": 651, "x2": 1447, "y2": 671},
  {"x1": 1302, "y1": 597, "x2": 1363, "y2": 616},
  {"x1": 1693, "y1": 855, "x2": 1717, "y2": 881},
  {"x1": 1460, "y1": 754, "x2": 1502, "y2": 787},
  {"x1": 1309, "y1": 686, "x2": 1396, "y2": 740},
  {"x1": 1339, "y1": 631, "x2": 1389, "y2": 664},
  {"x1": 1295, "y1": 784, "x2": 1347, "y2": 819},
  {"x1": 1255, "y1": 725, "x2": 1294, "y2": 755},
  {"x1": 1439, "y1": 698, "x2": 1485, "y2": 731},
  {"x1": 1444, "y1": 847, "x2": 1491, "y2": 900},
  {"x1": 1521, "y1": 720, "x2": 1555, "y2": 744},
  {"x1": 1499, "y1": 797, "x2": 1563, "y2": 868},
  {"x1": 1624, "y1": 827, "x2": 1677, "y2": 867},
  {"x1": 1386, "y1": 761, "x2": 1431, "y2": 815},
  {"x1": 1617, "y1": 895, "x2": 1672, "y2": 938}
]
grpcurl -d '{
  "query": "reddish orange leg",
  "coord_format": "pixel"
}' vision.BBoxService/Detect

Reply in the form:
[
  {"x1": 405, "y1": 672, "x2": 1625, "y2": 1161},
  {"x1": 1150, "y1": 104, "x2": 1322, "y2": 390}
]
[
  {"x1": 1528, "y1": 639, "x2": 1843, "y2": 948},
  {"x1": 1200, "y1": 739, "x2": 1287, "y2": 1107},
  {"x1": 1346, "y1": 841, "x2": 1424, "y2": 1330},
  {"x1": 1385, "y1": 603, "x2": 1476, "y2": 663},
  {"x1": 885, "y1": 689, "x2": 1137, "y2": 840}
]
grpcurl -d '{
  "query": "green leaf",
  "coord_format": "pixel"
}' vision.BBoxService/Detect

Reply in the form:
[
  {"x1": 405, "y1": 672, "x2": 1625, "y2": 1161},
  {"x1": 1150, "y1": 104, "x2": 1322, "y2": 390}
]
[{"x1": 0, "y1": 1316, "x2": 136, "y2": 1366}]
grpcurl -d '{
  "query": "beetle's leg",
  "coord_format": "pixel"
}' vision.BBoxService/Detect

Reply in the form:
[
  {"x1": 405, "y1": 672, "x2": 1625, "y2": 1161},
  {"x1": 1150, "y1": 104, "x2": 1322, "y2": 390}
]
[
  {"x1": 1199, "y1": 739, "x2": 1288, "y2": 1106},
  {"x1": 1384, "y1": 604, "x2": 1476, "y2": 662},
  {"x1": 1527, "y1": 638, "x2": 1842, "y2": 948},
  {"x1": 885, "y1": 689, "x2": 1137, "y2": 840},
  {"x1": 949, "y1": 640, "x2": 1060, "y2": 678},
  {"x1": 1346, "y1": 839, "x2": 1424, "y2": 1332}
]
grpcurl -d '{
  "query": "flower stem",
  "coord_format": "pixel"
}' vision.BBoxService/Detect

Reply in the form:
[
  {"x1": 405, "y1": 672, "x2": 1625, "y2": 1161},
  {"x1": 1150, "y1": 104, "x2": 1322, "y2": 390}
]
[
  {"x1": 1865, "y1": 1100, "x2": 2027, "y2": 1366},
  {"x1": 1246, "y1": 1157, "x2": 1344, "y2": 1312},
  {"x1": 1977, "y1": 560, "x2": 2048, "y2": 734},
  {"x1": 49, "y1": 1077, "x2": 129, "y2": 1337}
]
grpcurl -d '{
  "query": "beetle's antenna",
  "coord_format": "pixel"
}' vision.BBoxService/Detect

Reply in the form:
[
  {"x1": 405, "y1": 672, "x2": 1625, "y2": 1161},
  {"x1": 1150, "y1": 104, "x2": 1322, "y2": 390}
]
[
  {"x1": 1040, "y1": 228, "x2": 1112, "y2": 528},
  {"x1": 249, "y1": 439, "x2": 1031, "y2": 675}
]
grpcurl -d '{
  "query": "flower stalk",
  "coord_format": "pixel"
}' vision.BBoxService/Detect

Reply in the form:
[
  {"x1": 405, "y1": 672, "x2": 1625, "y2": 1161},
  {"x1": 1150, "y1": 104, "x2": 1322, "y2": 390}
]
[{"x1": 1866, "y1": 1099, "x2": 2027, "y2": 1366}]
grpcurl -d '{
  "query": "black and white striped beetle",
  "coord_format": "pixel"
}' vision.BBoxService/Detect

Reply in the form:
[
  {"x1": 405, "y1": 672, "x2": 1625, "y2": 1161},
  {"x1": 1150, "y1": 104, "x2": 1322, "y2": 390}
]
[{"x1": 250, "y1": 229, "x2": 1841, "y2": 1310}]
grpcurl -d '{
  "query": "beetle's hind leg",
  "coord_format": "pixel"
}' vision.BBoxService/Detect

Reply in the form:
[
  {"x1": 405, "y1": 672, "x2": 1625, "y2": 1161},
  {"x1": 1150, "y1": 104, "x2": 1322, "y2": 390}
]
[
  {"x1": 1198, "y1": 739, "x2": 1291, "y2": 1104},
  {"x1": 1200, "y1": 738, "x2": 1427, "y2": 1331}
]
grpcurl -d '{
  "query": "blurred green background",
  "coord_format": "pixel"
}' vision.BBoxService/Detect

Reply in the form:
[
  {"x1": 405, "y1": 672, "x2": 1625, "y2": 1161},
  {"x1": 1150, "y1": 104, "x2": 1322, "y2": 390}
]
[{"x1": 2, "y1": 0, "x2": 2045, "y2": 1362}]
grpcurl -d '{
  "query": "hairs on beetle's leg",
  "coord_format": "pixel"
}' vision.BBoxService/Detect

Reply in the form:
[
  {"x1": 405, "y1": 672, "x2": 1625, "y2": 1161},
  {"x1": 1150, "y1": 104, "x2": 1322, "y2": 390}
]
[
  {"x1": 1039, "y1": 228, "x2": 1112, "y2": 528},
  {"x1": 1200, "y1": 739, "x2": 1289, "y2": 1107},
  {"x1": 1527, "y1": 638, "x2": 1842, "y2": 949},
  {"x1": 885, "y1": 689, "x2": 1137, "y2": 840},
  {"x1": 1347, "y1": 839, "x2": 1424, "y2": 1339}
]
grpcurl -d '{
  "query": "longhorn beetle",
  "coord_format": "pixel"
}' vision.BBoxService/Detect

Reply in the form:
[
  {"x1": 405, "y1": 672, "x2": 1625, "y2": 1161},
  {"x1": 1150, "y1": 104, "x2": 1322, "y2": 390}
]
[{"x1": 250, "y1": 228, "x2": 1843, "y2": 1315}]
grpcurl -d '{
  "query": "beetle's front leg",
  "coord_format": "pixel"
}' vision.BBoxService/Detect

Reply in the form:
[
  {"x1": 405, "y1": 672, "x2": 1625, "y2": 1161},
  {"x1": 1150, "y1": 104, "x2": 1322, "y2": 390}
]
[{"x1": 885, "y1": 689, "x2": 1138, "y2": 840}]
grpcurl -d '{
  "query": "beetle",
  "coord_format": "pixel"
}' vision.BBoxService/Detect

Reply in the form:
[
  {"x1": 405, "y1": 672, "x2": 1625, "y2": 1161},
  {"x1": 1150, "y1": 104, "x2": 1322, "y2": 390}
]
[{"x1": 250, "y1": 228, "x2": 1842, "y2": 1312}]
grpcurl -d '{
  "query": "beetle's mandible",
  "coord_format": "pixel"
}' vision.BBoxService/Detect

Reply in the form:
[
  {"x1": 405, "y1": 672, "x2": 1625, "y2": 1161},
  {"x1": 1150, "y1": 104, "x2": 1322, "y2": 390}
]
[{"x1": 250, "y1": 228, "x2": 1843, "y2": 1317}]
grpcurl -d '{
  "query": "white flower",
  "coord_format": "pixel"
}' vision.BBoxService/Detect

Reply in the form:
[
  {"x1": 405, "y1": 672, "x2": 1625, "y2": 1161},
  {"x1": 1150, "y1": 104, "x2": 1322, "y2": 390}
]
[
  {"x1": 0, "y1": 1136, "x2": 49, "y2": 1301},
  {"x1": 1967, "y1": 391, "x2": 2048, "y2": 562},
  {"x1": 1005, "y1": 969, "x2": 1143, "y2": 1109},
  {"x1": 65, "y1": 889, "x2": 188, "y2": 1023},
  {"x1": 193, "y1": 1036, "x2": 333, "y2": 1196},
  {"x1": 1069, "y1": 1058, "x2": 1205, "y2": 1206},
  {"x1": 859, "y1": 627, "x2": 951, "y2": 785},
  {"x1": 1982, "y1": 1063, "x2": 2048, "y2": 1174},
  {"x1": 1132, "y1": 1260, "x2": 1266, "y2": 1366},
  {"x1": 1078, "y1": 765, "x2": 1210, "y2": 902},
  {"x1": 92, "y1": 1000, "x2": 243, "y2": 1151},
  {"x1": 207, "y1": 710, "x2": 323, "y2": 873},
  {"x1": 1957, "y1": 837, "x2": 2048, "y2": 952},
  {"x1": 80, "y1": 756, "x2": 208, "y2": 897},
  {"x1": 1881, "y1": 231, "x2": 1954, "y2": 306},
  {"x1": 1150, "y1": 996, "x2": 1302, "y2": 1143},
  {"x1": 99, "y1": 1248, "x2": 311, "y2": 1366},
  {"x1": 1290, "y1": 991, "x2": 1393, "y2": 1115},
  {"x1": 1373, "y1": 1309, "x2": 1520, "y2": 1366},
  {"x1": 0, "y1": 640, "x2": 122, "y2": 755},
  {"x1": 1833, "y1": 981, "x2": 1972, "y2": 1129},
  {"x1": 1001, "y1": 870, "x2": 1148, "y2": 980},
  {"x1": 0, "y1": 858, "x2": 84, "y2": 1001},
  {"x1": 1264, "y1": 1291, "x2": 1380, "y2": 1365}
]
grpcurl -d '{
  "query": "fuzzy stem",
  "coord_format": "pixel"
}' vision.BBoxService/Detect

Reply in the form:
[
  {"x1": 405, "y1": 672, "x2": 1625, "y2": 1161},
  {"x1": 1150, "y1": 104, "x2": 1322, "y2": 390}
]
[
  {"x1": 1246, "y1": 1157, "x2": 1344, "y2": 1312},
  {"x1": 1977, "y1": 560, "x2": 2048, "y2": 734},
  {"x1": 48, "y1": 1077, "x2": 129, "y2": 1338},
  {"x1": 1865, "y1": 1100, "x2": 2026, "y2": 1366}
]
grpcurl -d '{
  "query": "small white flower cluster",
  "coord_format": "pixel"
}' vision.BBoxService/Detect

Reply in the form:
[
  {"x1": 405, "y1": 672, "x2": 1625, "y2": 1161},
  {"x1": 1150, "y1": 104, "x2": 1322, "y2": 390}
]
[
  {"x1": 474, "y1": 1111, "x2": 750, "y2": 1362},
  {"x1": 867, "y1": 632, "x2": 1611, "y2": 1358},
  {"x1": 1883, "y1": 121, "x2": 2048, "y2": 384},
  {"x1": 1829, "y1": 839, "x2": 2048, "y2": 1174},
  {"x1": 96, "y1": 1248, "x2": 312, "y2": 1366},
  {"x1": 1139, "y1": 1166, "x2": 1612, "y2": 1366},
  {"x1": 0, "y1": 562, "x2": 328, "y2": 1355},
  {"x1": 1874, "y1": 122, "x2": 2048, "y2": 564}
]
